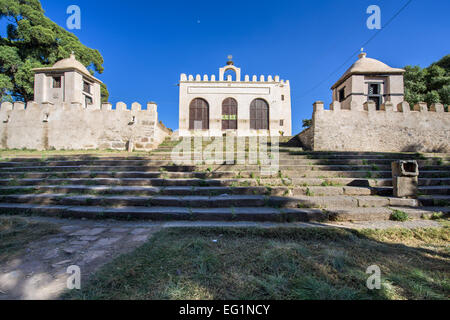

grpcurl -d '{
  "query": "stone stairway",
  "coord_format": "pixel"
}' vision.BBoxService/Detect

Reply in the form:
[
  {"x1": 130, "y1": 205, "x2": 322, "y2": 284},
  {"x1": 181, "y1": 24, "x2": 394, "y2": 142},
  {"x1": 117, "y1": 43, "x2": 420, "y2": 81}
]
[{"x1": 0, "y1": 138, "x2": 448, "y2": 222}]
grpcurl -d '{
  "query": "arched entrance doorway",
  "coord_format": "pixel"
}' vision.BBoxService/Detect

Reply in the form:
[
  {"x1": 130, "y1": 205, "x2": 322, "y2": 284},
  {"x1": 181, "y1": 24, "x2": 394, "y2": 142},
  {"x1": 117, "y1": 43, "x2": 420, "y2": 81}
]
[
  {"x1": 250, "y1": 98, "x2": 269, "y2": 130},
  {"x1": 222, "y1": 98, "x2": 238, "y2": 130},
  {"x1": 189, "y1": 98, "x2": 209, "y2": 130}
]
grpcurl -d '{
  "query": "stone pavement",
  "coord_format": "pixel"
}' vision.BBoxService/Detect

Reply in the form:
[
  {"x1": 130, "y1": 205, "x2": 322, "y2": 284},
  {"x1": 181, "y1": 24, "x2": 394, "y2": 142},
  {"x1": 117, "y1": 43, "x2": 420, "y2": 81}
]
[
  {"x1": 0, "y1": 217, "x2": 161, "y2": 300},
  {"x1": 0, "y1": 216, "x2": 443, "y2": 300}
]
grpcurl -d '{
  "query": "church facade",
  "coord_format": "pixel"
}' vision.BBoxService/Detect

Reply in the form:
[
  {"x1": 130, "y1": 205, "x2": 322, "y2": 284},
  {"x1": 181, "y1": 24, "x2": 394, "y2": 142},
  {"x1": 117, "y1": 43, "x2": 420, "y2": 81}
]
[{"x1": 178, "y1": 58, "x2": 292, "y2": 137}]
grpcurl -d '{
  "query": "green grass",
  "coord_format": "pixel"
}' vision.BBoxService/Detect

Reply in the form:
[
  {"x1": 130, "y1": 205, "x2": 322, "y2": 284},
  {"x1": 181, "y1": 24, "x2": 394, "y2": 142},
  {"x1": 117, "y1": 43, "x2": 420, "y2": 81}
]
[
  {"x1": 0, "y1": 217, "x2": 59, "y2": 261},
  {"x1": 390, "y1": 210, "x2": 409, "y2": 222},
  {"x1": 65, "y1": 225, "x2": 450, "y2": 300}
]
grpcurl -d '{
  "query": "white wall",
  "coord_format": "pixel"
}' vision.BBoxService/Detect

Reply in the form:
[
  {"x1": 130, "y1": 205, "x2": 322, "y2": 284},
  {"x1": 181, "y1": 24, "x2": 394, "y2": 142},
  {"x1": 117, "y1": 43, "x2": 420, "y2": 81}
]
[{"x1": 179, "y1": 75, "x2": 292, "y2": 137}]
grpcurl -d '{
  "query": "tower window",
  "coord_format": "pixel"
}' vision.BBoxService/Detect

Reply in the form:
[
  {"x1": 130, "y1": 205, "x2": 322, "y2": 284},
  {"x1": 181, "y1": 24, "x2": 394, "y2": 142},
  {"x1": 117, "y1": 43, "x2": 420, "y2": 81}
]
[
  {"x1": 280, "y1": 120, "x2": 284, "y2": 126},
  {"x1": 53, "y1": 76, "x2": 62, "y2": 88},
  {"x1": 85, "y1": 95, "x2": 93, "y2": 106},
  {"x1": 368, "y1": 83, "x2": 382, "y2": 110},
  {"x1": 338, "y1": 88, "x2": 345, "y2": 102},
  {"x1": 369, "y1": 84, "x2": 380, "y2": 95},
  {"x1": 281, "y1": 95, "x2": 285, "y2": 101},
  {"x1": 83, "y1": 81, "x2": 91, "y2": 94}
]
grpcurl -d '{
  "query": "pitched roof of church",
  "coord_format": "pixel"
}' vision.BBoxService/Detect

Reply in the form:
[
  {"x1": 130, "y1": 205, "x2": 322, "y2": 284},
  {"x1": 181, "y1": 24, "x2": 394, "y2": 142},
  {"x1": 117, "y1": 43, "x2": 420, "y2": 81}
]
[
  {"x1": 32, "y1": 54, "x2": 102, "y2": 83},
  {"x1": 331, "y1": 52, "x2": 405, "y2": 89}
]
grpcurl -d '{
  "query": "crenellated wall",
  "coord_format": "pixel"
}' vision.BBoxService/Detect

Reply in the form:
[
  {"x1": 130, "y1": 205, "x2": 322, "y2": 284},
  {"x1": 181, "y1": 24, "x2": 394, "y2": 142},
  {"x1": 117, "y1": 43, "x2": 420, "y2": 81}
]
[
  {"x1": 0, "y1": 101, "x2": 171, "y2": 151},
  {"x1": 298, "y1": 101, "x2": 450, "y2": 153}
]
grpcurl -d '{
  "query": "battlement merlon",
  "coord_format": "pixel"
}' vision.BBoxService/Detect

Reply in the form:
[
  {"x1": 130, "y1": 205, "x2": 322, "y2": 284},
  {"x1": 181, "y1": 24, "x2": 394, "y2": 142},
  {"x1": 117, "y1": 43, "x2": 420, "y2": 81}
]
[{"x1": 180, "y1": 73, "x2": 290, "y2": 85}]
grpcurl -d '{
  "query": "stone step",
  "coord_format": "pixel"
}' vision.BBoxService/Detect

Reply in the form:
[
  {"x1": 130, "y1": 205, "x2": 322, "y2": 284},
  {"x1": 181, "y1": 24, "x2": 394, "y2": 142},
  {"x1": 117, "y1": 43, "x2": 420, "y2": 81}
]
[
  {"x1": 1, "y1": 173, "x2": 448, "y2": 188},
  {"x1": 418, "y1": 195, "x2": 450, "y2": 207},
  {"x1": 282, "y1": 170, "x2": 450, "y2": 179},
  {"x1": 1, "y1": 176, "x2": 449, "y2": 191},
  {"x1": 290, "y1": 177, "x2": 450, "y2": 187},
  {"x1": 418, "y1": 186, "x2": 450, "y2": 195},
  {"x1": 1, "y1": 165, "x2": 449, "y2": 179},
  {"x1": 0, "y1": 185, "x2": 378, "y2": 197},
  {"x1": 0, "y1": 178, "x2": 243, "y2": 187},
  {"x1": 1, "y1": 158, "x2": 448, "y2": 170},
  {"x1": 327, "y1": 206, "x2": 450, "y2": 222},
  {"x1": 0, "y1": 203, "x2": 446, "y2": 222},
  {"x1": 267, "y1": 195, "x2": 418, "y2": 209},
  {"x1": 0, "y1": 165, "x2": 198, "y2": 173},
  {"x1": 287, "y1": 153, "x2": 450, "y2": 159},
  {"x1": 0, "y1": 193, "x2": 419, "y2": 209},
  {"x1": 0, "y1": 171, "x2": 237, "y2": 179}
]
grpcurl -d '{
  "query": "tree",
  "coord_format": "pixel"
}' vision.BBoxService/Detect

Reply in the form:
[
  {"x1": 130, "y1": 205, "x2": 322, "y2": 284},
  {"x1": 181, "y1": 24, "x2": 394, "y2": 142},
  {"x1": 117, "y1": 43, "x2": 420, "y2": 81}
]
[
  {"x1": 302, "y1": 119, "x2": 312, "y2": 128},
  {"x1": 404, "y1": 54, "x2": 450, "y2": 110},
  {"x1": 0, "y1": 0, "x2": 109, "y2": 102}
]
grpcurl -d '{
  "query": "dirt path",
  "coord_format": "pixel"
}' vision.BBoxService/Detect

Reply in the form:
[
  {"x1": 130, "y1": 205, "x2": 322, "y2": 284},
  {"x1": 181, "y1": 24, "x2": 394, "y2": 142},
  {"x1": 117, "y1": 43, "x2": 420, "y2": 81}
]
[
  {"x1": 0, "y1": 216, "x2": 442, "y2": 300},
  {"x1": 0, "y1": 217, "x2": 162, "y2": 300}
]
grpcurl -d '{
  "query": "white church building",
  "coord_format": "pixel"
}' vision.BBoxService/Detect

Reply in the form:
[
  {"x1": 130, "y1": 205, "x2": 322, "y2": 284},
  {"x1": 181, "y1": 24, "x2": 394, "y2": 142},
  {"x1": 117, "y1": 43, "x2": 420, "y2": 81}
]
[{"x1": 178, "y1": 57, "x2": 292, "y2": 137}]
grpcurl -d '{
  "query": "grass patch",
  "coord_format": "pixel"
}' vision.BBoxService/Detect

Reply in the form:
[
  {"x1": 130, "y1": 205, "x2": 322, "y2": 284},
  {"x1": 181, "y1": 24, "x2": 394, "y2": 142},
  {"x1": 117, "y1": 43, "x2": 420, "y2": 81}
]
[
  {"x1": 390, "y1": 210, "x2": 409, "y2": 222},
  {"x1": 65, "y1": 225, "x2": 450, "y2": 300},
  {"x1": 0, "y1": 217, "x2": 59, "y2": 261}
]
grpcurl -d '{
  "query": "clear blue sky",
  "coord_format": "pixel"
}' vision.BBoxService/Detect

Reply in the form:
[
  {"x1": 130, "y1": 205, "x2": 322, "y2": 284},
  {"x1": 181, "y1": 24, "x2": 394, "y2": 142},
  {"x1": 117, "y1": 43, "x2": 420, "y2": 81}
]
[{"x1": 35, "y1": 0, "x2": 450, "y2": 133}]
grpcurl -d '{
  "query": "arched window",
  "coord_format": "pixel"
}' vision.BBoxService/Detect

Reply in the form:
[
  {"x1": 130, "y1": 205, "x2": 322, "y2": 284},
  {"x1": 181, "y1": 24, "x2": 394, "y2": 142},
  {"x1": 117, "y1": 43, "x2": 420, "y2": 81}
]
[
  {"x1": 222, "y1": 98, "x2": 238, "y2": 130},
  {"x1": 250, "y1": 99, "x2": 269, "y2": 130},
  {"x1": 189, "y1": 98, "x2": 209, "y2": 130},
  {"x1": 224, "y1": 69, "x2": 236, "y2": 81}
]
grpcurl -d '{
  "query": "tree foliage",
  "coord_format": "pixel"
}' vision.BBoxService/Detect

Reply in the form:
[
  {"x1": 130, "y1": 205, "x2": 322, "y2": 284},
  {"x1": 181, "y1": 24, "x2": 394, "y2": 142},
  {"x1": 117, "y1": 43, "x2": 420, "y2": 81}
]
[
  {"x1": 302, "y1": 119, "x2": 312, "y2": 128},
  {"x1": 404, "y1": 54, "x2": 450, "y2": 110},
  {"x1": 0, "y1": 0, "x2": 108, "y2": 102}
]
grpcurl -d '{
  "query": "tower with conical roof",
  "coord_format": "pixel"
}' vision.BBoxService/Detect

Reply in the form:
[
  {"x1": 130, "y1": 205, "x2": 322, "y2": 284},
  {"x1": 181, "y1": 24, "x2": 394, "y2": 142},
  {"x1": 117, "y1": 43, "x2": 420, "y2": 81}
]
[
  {"x1": 32, "y1": 53, "x2": 102, "y2": 108},
  {"x1": 331, "y1": 51, "x2": 405, "y2": 110}
]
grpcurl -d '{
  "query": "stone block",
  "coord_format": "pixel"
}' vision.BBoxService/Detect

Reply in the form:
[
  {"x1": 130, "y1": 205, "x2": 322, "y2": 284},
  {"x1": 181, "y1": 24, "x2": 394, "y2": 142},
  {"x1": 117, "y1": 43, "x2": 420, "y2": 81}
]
[
  {"x1": 147, "y1": 102, "x2": 157, "y2": 113},
  {"x1": 392, "y1": 160, "x2": 419, "y2": 177},
  {"x1": 131, "y1": 102, "x2": 141, "y2": 111},
  {"x1": 363, "y1": 101, "x2": 376, "y2": 112},
  {"x1": 101, "y1": 103, "x2": 113, "y2": 111},
  {"x1": 1, "y1": 102, "x2": 13, "y2": 111},
  {"x1": 330, "y1": 101, "x2": 341, "y2": 111},
  {"x1": 26, "y1": 102, "x2": 40, "y2": 111},
  {"x1": 13, "y1": 102, "x2": 25, "y2": 110},
  {"x1": 414, "y1": 102, "x2": 428, "y2": 112},
  {"x1": 397, "y1": 101, "x2": 410, "y2": 112},
  {"x1": 393, "y1": 177, "x2": 418, "y2": 198},
  {"x1": 313, "y1": 101, "x2": 324, "y2": 112},
  {"x1": 380, "y1": 102, "x2": 394, "y2": 112},
  {"x1": 430, "y1": 103, "x2": 444, "y2": 113},
  {"x1": 116, "y1": 102, "x2": 127, "y2": 111}
]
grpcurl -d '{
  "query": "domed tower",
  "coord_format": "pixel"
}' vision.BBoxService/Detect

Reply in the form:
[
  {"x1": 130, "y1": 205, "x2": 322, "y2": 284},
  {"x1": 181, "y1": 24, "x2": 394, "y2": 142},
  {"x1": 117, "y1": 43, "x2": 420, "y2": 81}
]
[
  {"x1": 331, "y1": 51, "x2": 405, "y2": 110},
  {"x1": 32, "y1": 53, "x2": 102, "y2": 108}
]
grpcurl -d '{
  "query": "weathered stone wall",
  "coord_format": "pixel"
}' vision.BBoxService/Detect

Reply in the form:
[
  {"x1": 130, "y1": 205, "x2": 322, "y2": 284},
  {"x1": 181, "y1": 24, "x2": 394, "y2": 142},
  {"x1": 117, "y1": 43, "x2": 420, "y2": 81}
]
[
  {"x1": 297, "y1": 126, "x2": 314, "y2": 150},
  {"x1": 0, "y1": 101, "x2": 171, "y2": 151},
  {"x1": 298, "y1": 101, "x2": 449, "y2": 153}
]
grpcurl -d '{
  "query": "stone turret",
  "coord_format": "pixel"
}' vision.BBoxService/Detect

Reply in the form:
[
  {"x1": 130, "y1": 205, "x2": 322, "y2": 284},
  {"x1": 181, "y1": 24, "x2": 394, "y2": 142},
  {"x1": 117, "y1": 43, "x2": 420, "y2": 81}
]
[
  {"x1": 32, "y1": 53, "x2": 102, "y2": 108},
  {"x1": 331, "y1": 51, "x2": 405, "y2": 110}
]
